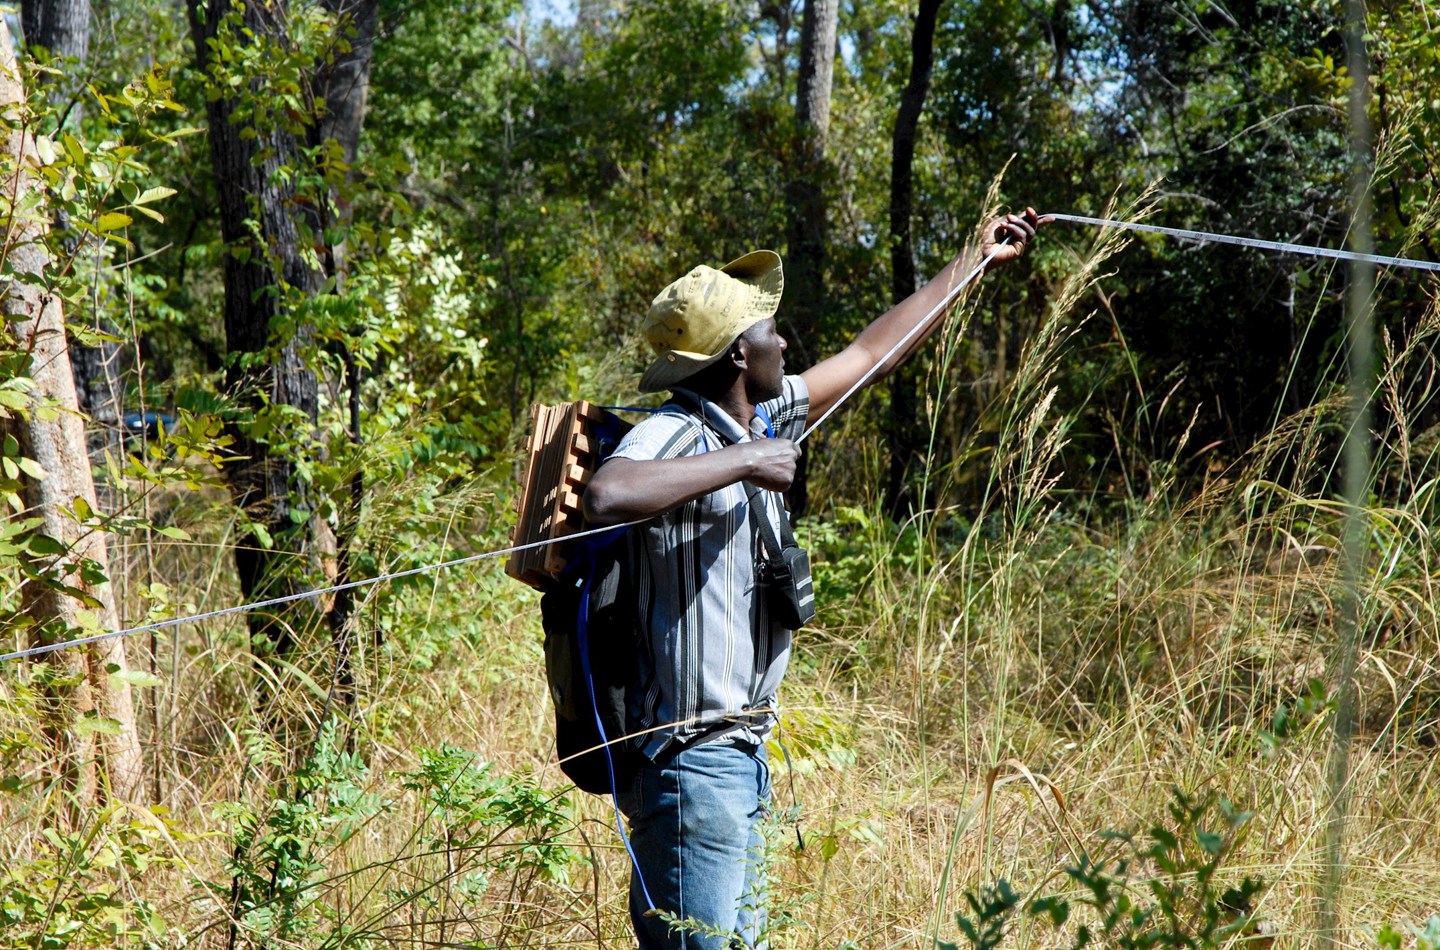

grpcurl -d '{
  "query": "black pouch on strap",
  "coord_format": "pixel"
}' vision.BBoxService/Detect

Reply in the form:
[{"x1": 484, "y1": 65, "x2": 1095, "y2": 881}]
[{"x1": 746, "y1": 484, "x2": 816, "y2": 630}]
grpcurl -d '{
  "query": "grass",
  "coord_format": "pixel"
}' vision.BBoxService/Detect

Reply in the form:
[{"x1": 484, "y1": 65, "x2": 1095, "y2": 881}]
[{"x1": 4, "y1": 202, "x2": 1440, "y2": 950}]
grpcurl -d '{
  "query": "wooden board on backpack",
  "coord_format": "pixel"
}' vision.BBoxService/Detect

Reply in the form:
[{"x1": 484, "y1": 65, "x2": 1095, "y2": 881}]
[{"x1": 505, "y1": 401, "x2": 626, "y2": 589}]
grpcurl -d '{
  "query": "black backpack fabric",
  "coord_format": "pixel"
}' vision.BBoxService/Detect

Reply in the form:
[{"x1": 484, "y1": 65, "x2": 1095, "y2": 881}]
[
  {"x1": 540, "y1": 530, "x2": 639, "y2": 794},
  {"x1": 538, "y1": 413, "x2": 695, "y2": 795}
]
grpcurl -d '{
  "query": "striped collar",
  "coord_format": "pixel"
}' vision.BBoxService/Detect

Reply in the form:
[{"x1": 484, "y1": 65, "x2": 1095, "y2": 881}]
[{"x1": 668, "y1": 387, "x2": 769, "y2": 445}]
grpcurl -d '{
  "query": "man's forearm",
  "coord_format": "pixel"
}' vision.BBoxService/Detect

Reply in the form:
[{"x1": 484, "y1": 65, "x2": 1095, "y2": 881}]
[
  {"x1": 582, "y1": 442, "x2": 793, "y2": 525},
  {"x1": 853, "y1": 248, "x2": 982, "y2": 377}
]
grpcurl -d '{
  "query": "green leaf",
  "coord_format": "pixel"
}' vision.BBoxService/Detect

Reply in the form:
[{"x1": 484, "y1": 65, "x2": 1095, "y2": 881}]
[
  {"x1": 109, "y1": 669, "x2": 164, "y2": 689},
  {"x1": 75, "y1": 713, "x2": 124, "y2": 737},
  {"x1": 155, "y1": 525, "x2": 191, "y2": 541},
  {"x1": 97, "y1": 212, "x2": 133, "y2": 232},
  {"x1": 17, "y1": 457, "x2": 45, "y2": 480},
  {"x1": 132, "y1": 186, "x2": 177, "y2": 205},
  {"x1": 61, "y1": 131, "x2": 85, "y2": 165},
  {"x1": 14, "y1": 188, "x2": 44, "y2": 218},
  {"x1": 1031, "y1": 896, "x2": 1070, "y2": 926},
  {"x1": 155, "y1": 125, "x2": 206, "y2": 141},
  {"x1": 77, "y1": 559, "x2": 109, "y2": 587},
  {"x1": 252, "y1": 523, "x2": 274, "y2": 549},
  {"x1": 26, "y1": 533, "x2": 67, "y2": 556}
]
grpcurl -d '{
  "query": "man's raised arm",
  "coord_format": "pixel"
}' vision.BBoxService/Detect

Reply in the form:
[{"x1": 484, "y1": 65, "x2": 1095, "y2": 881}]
[{"x1": 801, "y1": 208, "x2": 1046, "y2": 427}]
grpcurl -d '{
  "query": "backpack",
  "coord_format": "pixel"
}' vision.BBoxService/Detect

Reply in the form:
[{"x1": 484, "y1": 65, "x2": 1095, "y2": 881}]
[
  {"x1": 537, "y1": 413, "x2": 696, "y2": 795},
  {"x1": 539, "y1": 529, "x2": 637, "y2": 794}
]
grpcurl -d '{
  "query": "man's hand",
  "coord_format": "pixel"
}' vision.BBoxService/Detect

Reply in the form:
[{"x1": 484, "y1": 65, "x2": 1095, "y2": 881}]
[
  {"x1": 740, "y1": 438, "x2": 800, "y2": 492},
  {"x1": 981, "y1": 207, "x2": 1050, "y2": 269}
]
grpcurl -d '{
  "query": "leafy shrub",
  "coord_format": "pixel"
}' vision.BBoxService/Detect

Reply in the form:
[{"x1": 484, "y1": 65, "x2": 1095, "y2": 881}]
[
  {"x1": 216, "y1": 724, "x2": 384, "y2": 946},
  {"x1": 944, "y1": 789, "x2": 1264, "y2": 950},
  {"x1": 0, "y1": 806, "x2": 179, "y2": 949}
]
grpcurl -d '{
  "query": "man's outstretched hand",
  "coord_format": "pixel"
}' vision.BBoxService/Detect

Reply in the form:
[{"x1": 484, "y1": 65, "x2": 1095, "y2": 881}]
[{"x1": 981, "y1": 207, "x2": 1051, "y2": 268}]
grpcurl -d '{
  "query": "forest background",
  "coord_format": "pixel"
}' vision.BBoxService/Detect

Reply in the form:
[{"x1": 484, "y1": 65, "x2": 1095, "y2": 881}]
[{"x1": 2, "y1": 0, "x2": 1438, "y2": 947}]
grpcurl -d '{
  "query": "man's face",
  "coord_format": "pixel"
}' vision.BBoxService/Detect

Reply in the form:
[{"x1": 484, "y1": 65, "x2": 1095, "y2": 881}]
[{"x1": 739, "y1": 318, "x2": 787, "y2": 403}]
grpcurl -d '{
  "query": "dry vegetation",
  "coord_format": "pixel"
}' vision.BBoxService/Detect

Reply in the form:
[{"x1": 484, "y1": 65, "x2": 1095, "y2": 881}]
[{"x1": 4, "y1": 213, "x2": 1440, "y2": 950}]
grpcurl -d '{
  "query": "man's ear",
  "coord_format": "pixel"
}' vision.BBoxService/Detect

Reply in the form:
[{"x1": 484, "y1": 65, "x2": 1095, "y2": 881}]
[{"x1": 729, "y1": 339, "x2": 748, "y2": 369}]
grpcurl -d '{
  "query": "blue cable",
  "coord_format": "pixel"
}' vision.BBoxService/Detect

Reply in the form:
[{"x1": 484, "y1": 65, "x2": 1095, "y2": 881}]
[{"x1": 574, "y1": 530, "x2": 657, "y2": 911}]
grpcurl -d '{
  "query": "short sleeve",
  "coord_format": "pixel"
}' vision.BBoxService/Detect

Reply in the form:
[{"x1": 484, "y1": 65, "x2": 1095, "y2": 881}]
[
  {"x1": 757, "y1": 375, "x2": 809, "y2": 441},
  {"x1": 610, "y1": 411, "x2": 701, "y2": 463}
]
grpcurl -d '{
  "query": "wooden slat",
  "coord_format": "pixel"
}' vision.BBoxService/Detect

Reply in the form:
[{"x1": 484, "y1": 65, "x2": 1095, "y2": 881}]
[{"x1": 505, "y1": 400, "x2": 633, "y2": 589}]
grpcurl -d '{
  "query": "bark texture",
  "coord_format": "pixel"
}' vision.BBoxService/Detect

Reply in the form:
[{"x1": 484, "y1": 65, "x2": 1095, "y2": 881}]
[
  {"x1": 313, "y1": 0, "x2": 378, "y2": 709},
  {"x1": 886, "y1": 0, "x2": 945, "y2": 520},
  {"x1": 188, "y1": 0, "x2": 324, "y2": 657},
  {"x1": 316, "y1": 0, "x2": 376, "y2": 171},
  {"x1": 20, "y1": 0, "x2": 89, "y2": 67},
  {"x1": 783, "y1": 0, "x2": 837, "y2": 364},
  {"x1": 782, "y1": 0, "x2": 837, "y2": 516},
  {"x1": 0, "y1": 18, "x2": 143, "y2": 804}
]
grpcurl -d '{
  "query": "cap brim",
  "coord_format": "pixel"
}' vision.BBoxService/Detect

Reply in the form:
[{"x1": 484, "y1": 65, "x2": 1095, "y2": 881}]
[
  {"x1": 721, "y1": 249, "x2": 782, "y2": 282},
  {"x1": 638, "y1": 345, "x2": 731, "y2": 393}
]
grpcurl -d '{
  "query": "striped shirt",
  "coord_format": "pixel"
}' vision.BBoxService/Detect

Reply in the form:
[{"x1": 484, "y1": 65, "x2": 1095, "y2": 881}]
[{"x1": 612, "y1": 376, "x2": 810, "y2": 757}]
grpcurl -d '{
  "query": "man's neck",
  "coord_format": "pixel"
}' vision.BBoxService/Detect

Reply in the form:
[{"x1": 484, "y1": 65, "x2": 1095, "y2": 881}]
[{"x1": 686, "y1": 379, "x2": 754, "y2": 432}]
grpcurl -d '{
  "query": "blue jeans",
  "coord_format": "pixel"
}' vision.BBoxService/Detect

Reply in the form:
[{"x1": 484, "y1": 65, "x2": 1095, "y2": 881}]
[{"x1": 618, "y1": 740, "x2": 771, "y2": 949}]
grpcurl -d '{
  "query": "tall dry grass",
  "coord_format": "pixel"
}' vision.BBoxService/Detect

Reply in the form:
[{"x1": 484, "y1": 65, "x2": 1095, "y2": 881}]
[{"x1": 4, "y1": 189, "x2": 1440, "y2": 949}]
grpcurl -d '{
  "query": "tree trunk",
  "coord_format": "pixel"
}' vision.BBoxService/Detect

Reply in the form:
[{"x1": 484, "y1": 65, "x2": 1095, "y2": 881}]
[
  {"x1": 313, "y1": 0, "x2": 378, "y2": 713},
  {"x1": 20, "y1": 0, "x2": 123, "y2": 515},
  {"x1": 885, "y1": 0, "x2": 945, "y2": 521},
  {"x1": 316, "y1": 0, "x2": 376, "y2": 173},
  {"x1": 783, "y1": 0, "x2": 837, "y2": 517},
  {"x1": 188, "y1": 0, "x2": 324, "y2": 659},
  {"x1": 784, "y1": 0, "x2": 837, "y2": 359},
  {"x1": 19, "y1": 0, "x2": 89, "y2": 71},
  {"x1": 0, "y1": 17, "x2": 143, "y2": 805}
]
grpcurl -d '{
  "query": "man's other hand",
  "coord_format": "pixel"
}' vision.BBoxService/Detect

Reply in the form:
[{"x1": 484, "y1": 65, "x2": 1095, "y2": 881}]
[{"x1": 981, "y1": 207, "x2": 1050, "y2": 268}]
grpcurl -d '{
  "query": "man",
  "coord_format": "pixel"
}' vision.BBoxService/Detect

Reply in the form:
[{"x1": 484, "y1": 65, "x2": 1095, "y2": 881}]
[{"x1": 582, "y1": 209, "x2": 1044, "y2": 949}]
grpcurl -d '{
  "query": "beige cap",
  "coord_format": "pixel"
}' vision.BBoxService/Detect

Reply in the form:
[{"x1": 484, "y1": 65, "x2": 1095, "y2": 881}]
[{"x1": 638, "y1": 250, "x2": 784, "y2": 393}]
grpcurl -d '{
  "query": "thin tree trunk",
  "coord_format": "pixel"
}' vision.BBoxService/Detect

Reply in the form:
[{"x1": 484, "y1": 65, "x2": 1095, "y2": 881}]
[
  {"x1": 20, "y1": 0, "x2": 123, "y2": 513},
  {"x1": 188, "y1": 0, "x2": 323, "y2": 660},
  {"x1": 0, "y1": 17, "x2": 142, "y2": 805},
  {"x1": 316, "y1": 0, "x2": 376, "y2": 174},
  {"x1": 314, "y1": 0, "x2": 377, "y2": 714},
  {"x1": 783, "y1": 0, "x2": 837, "y2": 517},
  {"x1": 784, "y1": 0, "x2": 837, "y2": 358},
  {"x1": 885, "y1": 0, "x2": 945, "y2": 521}
]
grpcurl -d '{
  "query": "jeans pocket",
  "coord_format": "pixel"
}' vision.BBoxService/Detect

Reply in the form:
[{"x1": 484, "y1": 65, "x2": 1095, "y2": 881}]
[{"x1": 616, "y1": 764, "x2": 644, "y2": 817}]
